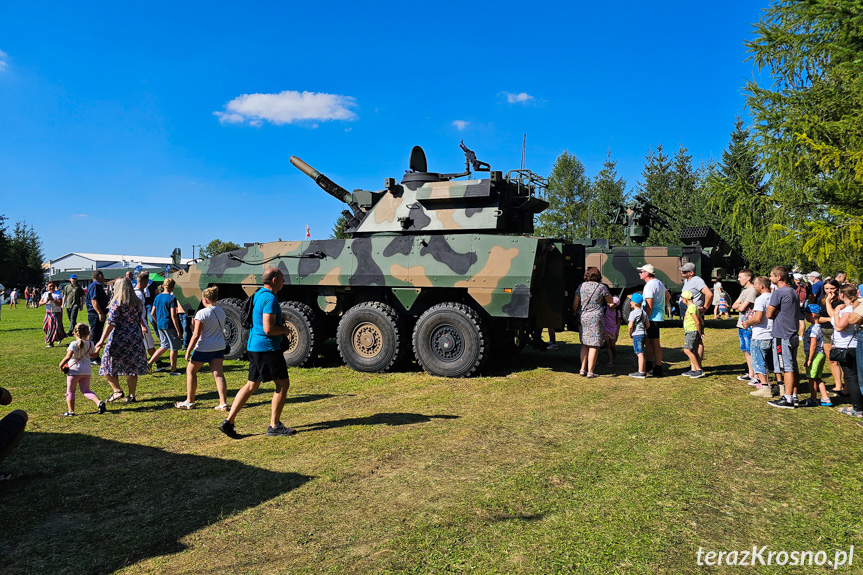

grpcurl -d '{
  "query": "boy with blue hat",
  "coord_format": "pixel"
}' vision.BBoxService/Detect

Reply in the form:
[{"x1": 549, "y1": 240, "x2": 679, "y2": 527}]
[
  {"x1": 802, "y1": 303, "x2": 831, "y2": 406},
  {"x1": 627, "y1": 293, "x2": 650, "y2": 378}
]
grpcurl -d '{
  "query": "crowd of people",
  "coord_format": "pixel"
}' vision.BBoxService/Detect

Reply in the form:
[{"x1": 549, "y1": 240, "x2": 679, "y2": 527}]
[
  {"x1": 571, "y1": 264, "x2": 863, "y2": 418},
  {"x1": 3, "y1": 261, "x2": 863, "y2": 479}
]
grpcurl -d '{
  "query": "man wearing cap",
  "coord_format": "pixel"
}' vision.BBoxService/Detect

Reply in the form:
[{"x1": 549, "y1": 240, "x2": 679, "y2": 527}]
[
  {"x1": 61, "y1": 275, "x2": 85, "y2": 337},
  {"x1": 808, "y1": 272, "x2": 823, "y2": 304},
  {"x1": 638, "y1": 263, "x2": 666, "y2": 377},
  {"x1": 679, "y1": 262, "x2": 713, "y2": 365}
]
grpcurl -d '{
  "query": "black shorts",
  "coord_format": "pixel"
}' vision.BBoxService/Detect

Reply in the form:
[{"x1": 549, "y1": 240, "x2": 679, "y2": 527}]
[
  {"x1": 247, "y1": 350, "x2": 289, "y2": 384},
  {"x1": 0, "y1": 411, "x2": 27, "y2": 451},
  {"x1": 646, "y1": 320, "x2": 662, "y2": 339}
]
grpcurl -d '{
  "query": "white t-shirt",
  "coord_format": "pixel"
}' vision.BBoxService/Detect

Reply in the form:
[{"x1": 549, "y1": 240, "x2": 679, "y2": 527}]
[
  {"x1": 643, "y1": 278, "x2": 666, "y2": 322},
  {"x1": 832, "y1": 307, "x2": 859, "y2": 349},
  {"x1": 628, "y1": 308, "x2": 648, "y2": 337},
  {"x1": 66, "y1": 340, "x2": 94, "y2": 375},
  {"x1": 41, "y1": 290, "x2": 61, "y2": 313},
  {"x1": 134, "y1": 288, "x2": 149, "y2": 323},
  {"x1": 194, "y1": 306, "x2": 227, "y2": 352},
  {"x1": 804, "y1": 323, "x2": 824, "y2": 356},
  {"x1": 751, "y1": 292, "x2": 773, "y2": 341}
]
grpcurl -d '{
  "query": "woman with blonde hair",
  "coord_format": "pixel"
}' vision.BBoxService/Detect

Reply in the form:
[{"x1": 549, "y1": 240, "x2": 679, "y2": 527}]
[
  {"x1": 94, "y1": 278, "x2": 149, "y2": 403},
  {"x1": 175, "y1": 286, "x2": 230, "y2": 410}
]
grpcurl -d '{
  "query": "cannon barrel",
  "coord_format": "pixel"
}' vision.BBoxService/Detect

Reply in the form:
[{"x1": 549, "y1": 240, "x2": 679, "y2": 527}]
[{"x1": 290, "y1": 156, "x2": 353, "y2": 204}]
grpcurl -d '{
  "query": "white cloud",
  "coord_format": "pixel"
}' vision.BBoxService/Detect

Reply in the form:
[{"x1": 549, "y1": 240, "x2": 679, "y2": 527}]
[
  {"x1": 73, "y1": 214, "x2": 88, "y2": 218},
  {"x1": 0, "y1": 49, "x2": 8, "y2": 72},
  {"x1": 452, "y1": 120, "x2": 469, "y2": 131},
  {"x1": 214, "y1": 90, "x2": 357, "y2": 126},
  {"x1": 502, "y1": 91, "x2": 535, "y2": 104}
]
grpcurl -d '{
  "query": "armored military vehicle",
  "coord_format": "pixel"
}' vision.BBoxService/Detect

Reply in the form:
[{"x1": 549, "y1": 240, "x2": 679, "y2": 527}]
[
  {"x1": 581, "y1": 194, "x2": 746, "y2": 305},
  {"x1": 171, "y1": 144, "x2": 584, "y2": 378}
]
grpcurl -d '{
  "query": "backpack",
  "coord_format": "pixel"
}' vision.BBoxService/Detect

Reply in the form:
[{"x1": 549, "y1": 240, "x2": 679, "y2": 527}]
[{"x1": 240, "y1": 291, "x2": 258, "y2": 329}]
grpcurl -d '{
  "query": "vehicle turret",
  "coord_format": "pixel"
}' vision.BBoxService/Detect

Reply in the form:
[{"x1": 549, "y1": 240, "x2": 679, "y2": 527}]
[{"x1": 291, "y1": 142, "x2": 549, "y2": 236}]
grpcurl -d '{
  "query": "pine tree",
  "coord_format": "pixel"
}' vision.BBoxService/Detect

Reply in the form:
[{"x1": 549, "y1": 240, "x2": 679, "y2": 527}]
[
  {"x1": 704, "y1": 118, "x2": 774, "y2": 272},
  {"x1": 637, "y1": 144, "x2": 677, "y2": 244},
  {"x1": 330, "y1": 214, "x2": 350, "y2": 239},
  {"x1": 746, "y1": 0, "x2": 863, "y2": 275},
  {"x1": 4, "y1": 220, "x2": 45, "y2": 286},
  {"x1": 591, "y1": 151, "x2": 627, "y2": 245},
  {"x1": 536, "y1": 151, "x2": 591, "y2": 241}
]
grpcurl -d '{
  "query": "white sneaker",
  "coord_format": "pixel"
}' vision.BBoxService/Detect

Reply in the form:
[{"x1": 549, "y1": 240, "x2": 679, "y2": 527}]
[{"x1": 737, "y1": 374, "x2": 752, "y2": 381}]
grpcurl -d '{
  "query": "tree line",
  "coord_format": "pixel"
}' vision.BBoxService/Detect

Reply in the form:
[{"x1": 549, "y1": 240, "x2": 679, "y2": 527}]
[
  {"x1": 0, "y1": 215, "x2": 46, "y2": 286},
  {"x1": 539, "y1": 0, "x2": 863, "y2": 278}
]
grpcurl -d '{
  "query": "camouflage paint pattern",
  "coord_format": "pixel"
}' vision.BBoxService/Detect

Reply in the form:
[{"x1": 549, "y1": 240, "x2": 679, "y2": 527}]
[
  {"x1": 173, "y1": 235, "x2": 556, "y2": 322},
  {"x1": 585, "y1": 244, "x2": 708, "y2": 295}
]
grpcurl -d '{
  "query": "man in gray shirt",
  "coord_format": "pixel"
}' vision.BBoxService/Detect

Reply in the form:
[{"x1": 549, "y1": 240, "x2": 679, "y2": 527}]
[
  {"x1": 766, "y1": 266, "x2": 802, "y2": 409},
  {"x1": 679, "y1": 262, "x2": 714, "y2": 365}
]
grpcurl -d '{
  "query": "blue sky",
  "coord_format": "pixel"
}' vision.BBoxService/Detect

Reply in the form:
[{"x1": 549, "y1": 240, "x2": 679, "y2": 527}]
[{"x1": 0, "y1": 0, "x2": 770, "y2": 263}]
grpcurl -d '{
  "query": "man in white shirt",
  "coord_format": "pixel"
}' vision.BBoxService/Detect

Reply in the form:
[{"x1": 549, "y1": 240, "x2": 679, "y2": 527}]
[{"x1": 638, "y1": 264, "x2": 666, "y2": 377}]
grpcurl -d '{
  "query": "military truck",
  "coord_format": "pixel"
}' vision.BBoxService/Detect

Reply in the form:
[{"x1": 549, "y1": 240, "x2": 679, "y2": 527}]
[
  {"x1": 171, "y1": 144, "x2": 585, "y2": 378},
  {"x1": 578, "y1": 195, "x2": 746, "y2": 316}
]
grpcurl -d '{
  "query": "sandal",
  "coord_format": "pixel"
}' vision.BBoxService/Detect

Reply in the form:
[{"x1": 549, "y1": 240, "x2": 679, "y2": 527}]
[
  {"x1": 586, "y1": 372, "x2": 599, "y2": 379},
  {"x1": 579, "y1": 370, "x2": 587, "y2": 377},
  {"x1": 125, "y1": 395, "x2": 137, "y2": 403},
  {"x1": 175, "y1": 400, "x2": 195, "y2": 410},
  {"x1": 213, "y1": 403, "x2": 229, "y2": 411},
  {"x1": 106, "y1": 390, "x2": 124, "y2": 403}
]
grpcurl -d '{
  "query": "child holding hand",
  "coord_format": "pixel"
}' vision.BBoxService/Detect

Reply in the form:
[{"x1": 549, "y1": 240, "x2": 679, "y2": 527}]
[{"x1": 59, "y1": 323, "x2": 106, "y2": 417}]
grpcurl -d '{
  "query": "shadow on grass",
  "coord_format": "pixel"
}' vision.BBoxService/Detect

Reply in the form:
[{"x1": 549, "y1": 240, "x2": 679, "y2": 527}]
[
  {"x1": 296, "y1": 412, "x2": 459, "y2": 432},
  {"x1": 0, "y1": 432, "x2": 313, "y2": 575},
  {"x1": 121, "y1": 393, "x2": 341, "y2": 413}
]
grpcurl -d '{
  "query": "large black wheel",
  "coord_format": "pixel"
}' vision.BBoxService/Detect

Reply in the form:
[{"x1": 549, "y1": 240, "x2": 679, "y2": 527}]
[
  {"x1": 280, "y1": 301, "x2": 320, "y2": 367},
  {"x1": 218, "y1": 298, "x2": 248, "y2": 360},
  {"x1": 413, "y1": 302, "x2": 488, "y2": 378},
  {"x1": 337, "y1": 302, "x2": 406, "y2": 373}
]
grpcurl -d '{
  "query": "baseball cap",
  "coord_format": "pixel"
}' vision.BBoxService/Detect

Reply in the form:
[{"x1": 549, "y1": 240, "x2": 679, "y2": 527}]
[
  {"x1": 678, "y1": 262, "x2": 696, "y2": 272},
  {"x1": 809, "y1": 271, "x2": 821, "y2": 278},
  {"x1": 807, "y1": 304, "x2": 822, "y2": 314},
  {"x1": 681, "y1": 290, "x2": 694, "y2": 299},
  {"x1": 69, "y1": 274, "x2": 77, "y2": 279},
  {"x1": 637, "y1": 264, "x2": 656, "y2": 274},
  {"x1": 630, "y1": 293, "x2": 644, "y2": 304},
  {"x1": 793, "y1": 273, "x2": 803, "y2": 280}
]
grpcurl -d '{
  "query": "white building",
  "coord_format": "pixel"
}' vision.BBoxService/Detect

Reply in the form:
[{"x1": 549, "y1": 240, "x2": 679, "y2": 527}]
[{"x1": 49, "y1": 252, "x2": 179, "y2": 282}]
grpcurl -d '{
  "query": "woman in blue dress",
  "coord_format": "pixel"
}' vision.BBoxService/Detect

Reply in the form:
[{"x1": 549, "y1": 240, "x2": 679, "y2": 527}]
[{"x1": 94, "y1": 278, "x2": 149, "y2": 403}]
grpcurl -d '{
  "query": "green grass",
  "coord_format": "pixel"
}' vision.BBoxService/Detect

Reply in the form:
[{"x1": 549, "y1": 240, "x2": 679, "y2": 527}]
[{"x1": 1, "y1": 305, "x2": 862, "y2": 574}]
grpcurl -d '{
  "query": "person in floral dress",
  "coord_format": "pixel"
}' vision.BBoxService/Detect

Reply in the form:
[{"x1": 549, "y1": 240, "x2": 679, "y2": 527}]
[
  {"x1": 94, "y1": 278, "x2": 149, "y2": 403},
  {"x1": 572, "y1": 267, "x2": 616, "y2": 378}
]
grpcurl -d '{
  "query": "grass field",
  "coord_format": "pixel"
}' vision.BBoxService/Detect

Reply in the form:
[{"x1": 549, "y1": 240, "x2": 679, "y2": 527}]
[{"x1": 1, "y1": 305, "x2": 861, "y2": 574}]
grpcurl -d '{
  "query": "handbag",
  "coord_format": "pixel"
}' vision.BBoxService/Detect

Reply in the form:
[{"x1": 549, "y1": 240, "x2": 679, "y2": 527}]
[
  {"x1": 215, "y1": 311, "x2": 232, "y2": 355},
  {"x1": 829, "y1": 347, "x2": 847, "y2": 362}
]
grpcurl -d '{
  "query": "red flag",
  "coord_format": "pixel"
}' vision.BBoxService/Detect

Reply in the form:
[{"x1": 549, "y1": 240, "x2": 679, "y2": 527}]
[{"x1": 305, "y1": 223, "x2": 311, "y2": 238}]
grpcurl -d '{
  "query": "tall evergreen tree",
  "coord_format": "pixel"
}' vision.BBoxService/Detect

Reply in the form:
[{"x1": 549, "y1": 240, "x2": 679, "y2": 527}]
[
  {"x1": 637, "y1": 144, "x2": 677, "y2": 244},
  {"x1": 536, "y1": 151, "x2": 591, "y2": 241},
  {"x1": 746, "y1": 0, "x2": 863, "y2": 275},
  {"x1": 704, "y1": 118, "x2": 774, "y2": 272},
  {"x1": 591, "y1": 151, "x2": 627, "y2": 245},
  {"x1": 3, "y1": 219, "x2": 45, "y2": 286}
]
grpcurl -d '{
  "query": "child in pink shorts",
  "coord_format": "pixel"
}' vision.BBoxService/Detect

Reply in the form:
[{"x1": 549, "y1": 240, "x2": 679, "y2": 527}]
[
  {"x1": 59, "y1": 324, "x2": 106, "y2": 416},
  {"x1": 605, "y1": 296, "x2": 623, "y2": 366}
]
